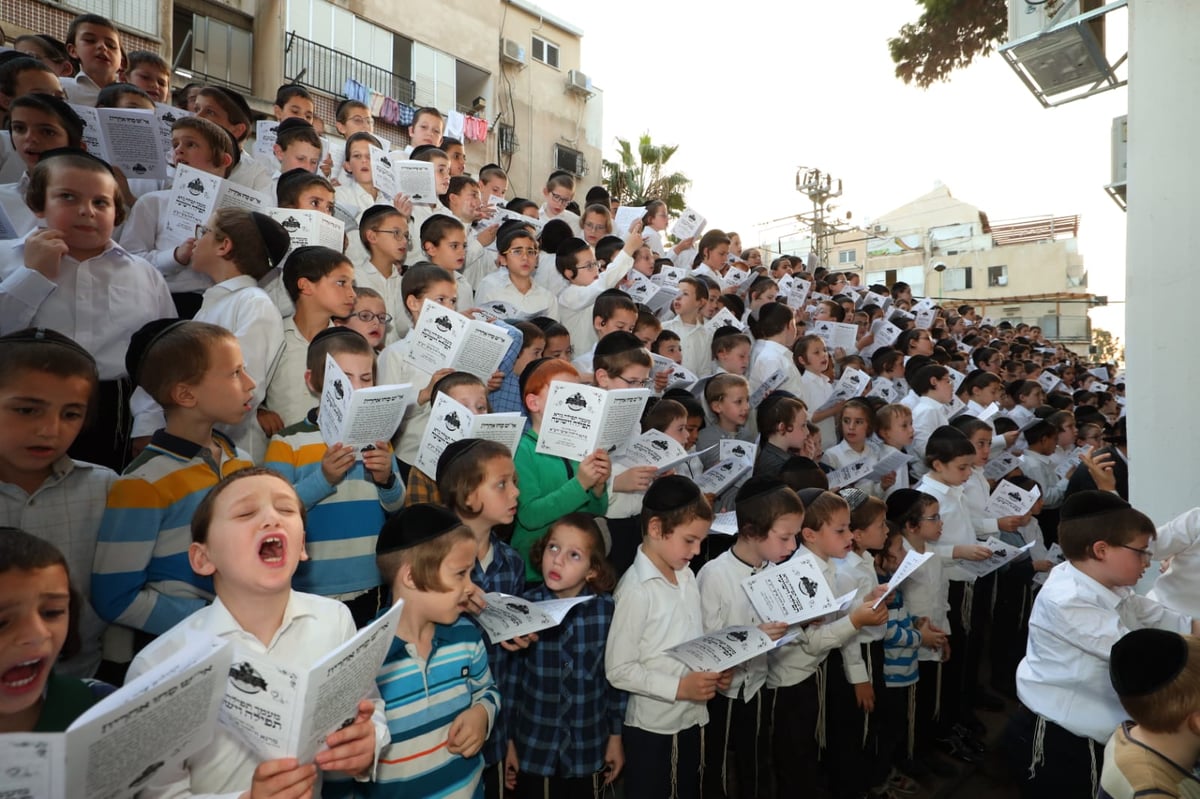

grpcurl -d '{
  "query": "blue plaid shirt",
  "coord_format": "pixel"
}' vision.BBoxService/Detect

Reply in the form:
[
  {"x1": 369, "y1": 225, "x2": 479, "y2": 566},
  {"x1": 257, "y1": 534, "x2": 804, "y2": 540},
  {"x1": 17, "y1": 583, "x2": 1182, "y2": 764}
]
[
  {"x1": 510, "y1": 584, "x2": 628, "y2": 778},
  {"x1": 466, "y1": 534, "x2": 527, "y2": 768},
  {"x1": 486, "y1": 319, "x2": 526, "y2": 417}
]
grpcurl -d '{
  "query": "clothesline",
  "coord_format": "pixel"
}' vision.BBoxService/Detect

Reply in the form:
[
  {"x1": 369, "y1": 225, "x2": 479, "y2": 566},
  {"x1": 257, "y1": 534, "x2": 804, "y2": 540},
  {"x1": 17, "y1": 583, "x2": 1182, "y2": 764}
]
[{"x1": 342, "y1": 78, "x2": 489, "y2": 141}]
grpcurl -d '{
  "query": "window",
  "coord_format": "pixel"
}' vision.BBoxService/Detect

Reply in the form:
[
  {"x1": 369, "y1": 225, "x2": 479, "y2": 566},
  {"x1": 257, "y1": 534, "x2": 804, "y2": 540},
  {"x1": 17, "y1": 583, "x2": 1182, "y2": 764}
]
[
  {"x1": 554, "y1": 144, "x2": 586, "y2": 176},
  {"x1": 498, "y1": 124, "x2": 519, "y2": 154},
  {"x1": 531, "y1": 35, "x2": 560, "y2": 68},
  {"x1": 988, "y1": 265, "x2": 1008, "y2": 287},
  {"x1": 72, "y1": 0, "x2": 158, "y2": 36},
  {"x1": 837, "y1": 249, "x2": 857, "y2": 264},
  {"x1": 175, "y1": 12, "x2": 253, "y2": 93},
  {"x1": 943, "y1": 267, "x2": 973, "y2": 292}
]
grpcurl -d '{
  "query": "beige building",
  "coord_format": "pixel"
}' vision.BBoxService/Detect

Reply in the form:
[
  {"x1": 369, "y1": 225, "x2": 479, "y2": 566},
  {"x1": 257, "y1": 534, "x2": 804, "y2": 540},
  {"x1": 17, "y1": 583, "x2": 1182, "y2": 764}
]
[
  {"x1": 2, "y1": 0, "x2": 604, "y2": 198},
  {"x1": 827, "y1": 185, "x2": 1095, "y2": 345}
]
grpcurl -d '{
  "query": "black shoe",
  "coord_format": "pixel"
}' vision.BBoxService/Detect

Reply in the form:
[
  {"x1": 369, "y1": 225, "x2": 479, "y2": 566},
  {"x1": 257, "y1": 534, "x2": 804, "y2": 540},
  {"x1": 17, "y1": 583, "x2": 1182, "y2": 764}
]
[
  {"x1": 918, "y1": 754, "x2": 958, "y2": 779},
  {"x1": 951, "y1": 723, "x2": 987, "y2": 753},
  {"x1": 972, "y1": 688, "x2": 1006, "y2": 712}
]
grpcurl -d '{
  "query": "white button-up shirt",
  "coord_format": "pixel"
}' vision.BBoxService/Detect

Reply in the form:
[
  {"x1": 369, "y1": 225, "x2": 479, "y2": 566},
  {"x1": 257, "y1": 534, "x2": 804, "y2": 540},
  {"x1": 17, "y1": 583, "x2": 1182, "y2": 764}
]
[
  {"x1": 661, "y1": 316, "x2": 713, "y2": 381},
  {"x1": 697, "y1": 549, "x2": 769, "y2": 701},
  {"x1": 606, "y1": 546, "x2": 708, "y2": 734},
  {"x1": 128, "y1": 591, "x2": 388, "y2": 798},
  {"x1": 0, "y1": 238, "x2": 175, "y2": 379},
  {"x1": 900, "y1": 537, "x2": 949, "y2": 662},
  {"x1": 1016, "y1": 562, "x2": 1192, "y2": 743},
  {"x1": 914, "y1": 474, "x2": 977, "y2": 582},
  {"x1": 0, "y1": 173, "x2": 37, "y2": 240},
  {"x1": 353, "y1": 258, "x2": 410, "y2": 346},
  {"x1": 748, "y1": 338, "x2": 803, "y2": 398},
  {"x1": 117, "y1": 189, "x2": 213, "y2": 294},
  {"x1": 475, "y1": 268, "x2": 559, "y2": 320}
]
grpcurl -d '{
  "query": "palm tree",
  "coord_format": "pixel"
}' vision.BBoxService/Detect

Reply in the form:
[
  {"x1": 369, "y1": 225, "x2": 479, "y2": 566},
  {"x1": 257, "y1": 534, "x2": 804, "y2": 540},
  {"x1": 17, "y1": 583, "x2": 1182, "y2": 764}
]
[{"x1": 602, "y1": 134, "x2": 691, "y2": 215}]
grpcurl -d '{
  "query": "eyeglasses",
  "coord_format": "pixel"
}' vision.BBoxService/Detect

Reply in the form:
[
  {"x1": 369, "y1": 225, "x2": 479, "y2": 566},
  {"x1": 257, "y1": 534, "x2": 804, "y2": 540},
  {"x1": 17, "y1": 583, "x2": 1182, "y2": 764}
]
[
  {"x1": 194, "y1": 223, "x2": 212, "y2": 239},
  {"x1": 549, "y1": 191, "x2": 572, "y2": 205},
  {"x1": 583, "y1": 222, "x2": 609, "y2": 233},
  {"x1": 1118, "y1": 544, "x2": 1153, "y2": 562},
  {"x1": 348, "y1": 310, "x2": 392, "y2": 324},
  {"x1": 374, "y1": 228, "x2": 407, "y2": 240},
  {"x1": 921, "y1": 514, "x2": 942, "y2": 522},
  {"x1": 504, "y1": 246, "x2": 539, "y2": 257},
  {"x1": 576, "y1": 261, "x2": 600, "y2": 272},
  {"x1": 346, "y1": 115, "x2": 373, "y2": 126},
  {"x1": 613, "y1": 374, "x2": 651, "y2": 388}
]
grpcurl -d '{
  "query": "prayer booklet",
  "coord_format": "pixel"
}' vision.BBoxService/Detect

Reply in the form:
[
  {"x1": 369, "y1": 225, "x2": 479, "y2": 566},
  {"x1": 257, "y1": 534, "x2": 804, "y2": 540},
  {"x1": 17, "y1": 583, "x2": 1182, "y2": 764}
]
[
  {"x1": 267, "y1": 209, "x2": 345, "y2": 251},
  {"x1": 741, "y1": 552, "x2": 839, "y2": 625},
  {"x1": 72, "y1": 104, "x2": 169, "y2": 180},
  {"x1": 474, "y1": 594, "x2": 593, "y2": 644},
  {"x1": 319, "y1": 354, "x2": 414, "y2": 455},
  {"x1": 535, "y1": 381, "x2": 651, "y2": 462},
  {"x1": 665, "y1": 626, "x2": 799, "y2": 672},
  {"x1": 164, "y1": 165, "x2": 270, "y2": 239},
  {"x1": 405, "y1": 299, "x2": 511, "y2": 380},
  {"x1": 414, "y1": 392, "x2": 524, "y2": 477}
]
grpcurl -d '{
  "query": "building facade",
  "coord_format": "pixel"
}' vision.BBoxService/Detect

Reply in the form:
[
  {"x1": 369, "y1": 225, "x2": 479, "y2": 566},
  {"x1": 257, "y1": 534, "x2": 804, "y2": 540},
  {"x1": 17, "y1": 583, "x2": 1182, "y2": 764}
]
[{"x1": 2, "y1": 0, "x2": 604, "y2": 198}]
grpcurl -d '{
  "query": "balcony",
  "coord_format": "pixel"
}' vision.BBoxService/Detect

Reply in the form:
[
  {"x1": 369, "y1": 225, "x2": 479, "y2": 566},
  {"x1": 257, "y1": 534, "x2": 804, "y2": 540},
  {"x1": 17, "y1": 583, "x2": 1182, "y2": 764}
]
[{"x1": 285, "y1": 32, "x2": 415, "y2": 106}]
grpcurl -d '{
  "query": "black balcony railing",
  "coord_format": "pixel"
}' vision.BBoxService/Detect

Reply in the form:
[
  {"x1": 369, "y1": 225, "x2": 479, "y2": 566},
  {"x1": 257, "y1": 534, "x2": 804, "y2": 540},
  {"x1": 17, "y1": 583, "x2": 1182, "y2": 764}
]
[{"x1": 285, "y1": 31, "x2": 415, "y2": 105}]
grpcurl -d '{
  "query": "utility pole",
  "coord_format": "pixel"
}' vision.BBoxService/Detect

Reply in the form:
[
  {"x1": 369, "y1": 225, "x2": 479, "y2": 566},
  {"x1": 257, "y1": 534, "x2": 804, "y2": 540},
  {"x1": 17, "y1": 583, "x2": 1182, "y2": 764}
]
[{"x1": 795, "y1": 167, "x2": 852, "y2": 268}]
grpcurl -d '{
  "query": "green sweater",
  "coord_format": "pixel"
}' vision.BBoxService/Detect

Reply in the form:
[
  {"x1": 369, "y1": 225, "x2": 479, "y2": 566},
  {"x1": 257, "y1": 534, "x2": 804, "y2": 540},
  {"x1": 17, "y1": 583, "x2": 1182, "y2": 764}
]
[{"x1": 511, "y1": 428, "x2": 608, "y2": 580}]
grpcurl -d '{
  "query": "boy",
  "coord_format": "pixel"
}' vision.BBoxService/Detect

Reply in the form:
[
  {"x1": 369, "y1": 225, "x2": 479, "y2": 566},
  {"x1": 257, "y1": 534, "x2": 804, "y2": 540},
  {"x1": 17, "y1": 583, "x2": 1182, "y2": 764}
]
[
  {"x1": 261, "y1": 168, "x2": 341, "y2": 317},
  {"x1": 442, "y1": 137, "x2": 467, "y2": 176},
  {"x1": 124, "y1": 51, "x2": 170, "y2": 103},
  {"x1": 443, "y1": 175, "x2": 500, "y2": 286},
  {"x1": 1020, "y1": 419, "x2": 1073, "y2": 545},
  {"x1": 0, "y1": 91, "x2": 79, "y2": 239},
  {"x1": 61, "y1": 14, "x2": 122, "y2": 106},
  {"x1": 408, "y1": 106, "x2": 445, "y2": 149},
  {"x1": 606, "y1": 475, "x2": 727, "y2": 799},
  {"x1": 0, "y1": 329, "x2": 115, "y2": 678},
  {"x1": 271, "y1": 117, "x2": 323, "y2": 175},
  {"x1": 556, "y1": 228, "x2": 643, "y2": 354},
  {"x1": 1011, "y1": 491, "x2": 1199, "y2": 797},
  {"x1": 406, "y1": 145, "x2": 453, "y2": 264},
  {"x1": 127, "y1": 468, "x2": 386, "y2": 796},
  {"x1": 372, "y1": 502, "x2": 501, "y2": 797},
  {"x1": 264, "y1": 246, "x2": 358, "y2": 430},
  {"x1": 479, "y1": 163, "x2": 508, "y2": 201},
  {"x1": 697, "y1": 374, "x2": 754, "y2": 466},
  {"x1": 1100, "y1": 629, "x2": 1200, "y2": 798},
  {"x1": 120, "y1": 116, "x2": 237, "y2": 315},
  {"x1": 571, "y1": 290, "x2": 638, "y2": 374},
  {"x1": 273, "y1": 83, "x2": 316, "y2": 124},
  {"x1": 0, "y1": 149, "x2": 175, "y2": 469},
  {"x1": 91, "y1": 321, "x2": 255, "y2": 669},
  {"x1": 266, "y1": 328, "x2": 401, "y2": 625},
  {"x1": 0, "y1": 56, "x2": 65, "y2": 128},
  {"x1": 356, "y1": 203, "x2": 411, "y2": 344},
  {"x1": 421, "y1": 213, "x2": 475, "y2": 308},
  {"x1": 194, "y1": 86, "x2": 273, "y2": 194},
  {"x1": 540, "y1": 171, "x2": 581, "y2": 234},
  {"x1": 697, "y1": 477, "x2": 801, "y2": 799},
  {"x1": 475, "y1": 224, "x2": 559, "y2": 319},
  {"x1": 662, "y1": 277, "x2": 714, "y2": 379}
]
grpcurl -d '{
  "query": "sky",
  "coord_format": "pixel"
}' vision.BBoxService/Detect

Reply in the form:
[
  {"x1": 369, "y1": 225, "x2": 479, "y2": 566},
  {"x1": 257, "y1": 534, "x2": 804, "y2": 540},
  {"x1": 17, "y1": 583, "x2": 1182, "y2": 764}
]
[{"x1": 534, "y1": 0, "x2": 1128, "y2": 340}]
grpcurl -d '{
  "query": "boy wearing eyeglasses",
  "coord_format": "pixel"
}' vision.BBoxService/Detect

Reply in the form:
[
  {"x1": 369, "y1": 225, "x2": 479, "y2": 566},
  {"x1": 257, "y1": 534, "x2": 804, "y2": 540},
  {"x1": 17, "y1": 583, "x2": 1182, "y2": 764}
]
[
  {"x1": 335, "y1": 287, "x2": 390, "y2": 352},
  {"x1": 540, "y1": 171, "x2": 582, "y2": 234},
  {"x1": 555, "y1": 227, "x2": 643, "y2": 355},
  {"x1": 355, "y1": 203, "x2": 411, "y2": 344},
  {"x1": 475, "y1": 224, "x2": 559, "y2": 318}
]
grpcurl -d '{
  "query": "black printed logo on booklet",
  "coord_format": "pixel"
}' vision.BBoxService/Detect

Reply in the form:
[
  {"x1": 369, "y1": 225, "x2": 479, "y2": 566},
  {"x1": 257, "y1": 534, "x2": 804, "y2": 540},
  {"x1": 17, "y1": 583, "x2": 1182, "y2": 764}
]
[
  {"x1": 565, "y1": 393, "x2": 588, "y2": 411},
  {"x1": 797, "y1": 576, "x2": 819, "y2": 599},
  {"x1": 332, "y1": 378, "x2": 345, "y2": 400},
  {"x1": 720, "y1": 462, "x2": 734, "y2": 472},
  {"x1": 444, "y1": 411, "x2": 461, "y2": 431},
  {"x1": 1005, "y1": 491, "x2": 1021, "y2": 502},
  {"x1": 729, "y1": 445, "x2": 746, "y2": 458},
  {"x1": 161, "y1": 111, "x2": 177, "y2": 123},
  {"x1": 509, "y1": 603, "x2": 530, "y2": 615},
  {"x1": 131, "y1": 163, "x2": 147, "y2": 174},
  {"x1": 379, "y1": 155, "x2": 391, "y2": 167},
  {"x1": 229, "y1": 661, "x2": 268, "y2": 693},
  {"x1": 434, "y1": 315, "x2": 453, "y2": 333},
  {"x1": 281, "y1": 216, "x2": 301, "y2": 231},
  {"x1": 187, "y1": 178, "x2": 205, "y2": 196},
  {"x1": 651, "y1": 439, "x2": 669, "y2": 451},
  {"x1": 726, "y1": 630, "x2": 749, "y2": 643}
]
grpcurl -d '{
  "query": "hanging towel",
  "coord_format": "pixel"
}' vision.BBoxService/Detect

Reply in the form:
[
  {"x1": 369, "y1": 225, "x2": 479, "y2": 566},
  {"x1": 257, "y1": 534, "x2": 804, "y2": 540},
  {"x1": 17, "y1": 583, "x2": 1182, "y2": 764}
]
[
  {"x1": 381, "y1": 97, "x2": 400, "y2": 125},
  {"x1": 368, "y1": 90, "x2": 386, "y2": 116},
  {"x1": 445, "y1": 110, "x2": 466, "y2": 140},
  {"x1": 398, "y1": 102, "x2": 416, "y2": 126}
]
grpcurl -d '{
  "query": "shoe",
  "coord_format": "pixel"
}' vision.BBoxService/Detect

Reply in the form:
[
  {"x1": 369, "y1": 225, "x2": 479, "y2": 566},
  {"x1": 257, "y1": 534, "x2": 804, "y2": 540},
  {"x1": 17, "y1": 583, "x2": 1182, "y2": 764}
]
[
  {"x1": 939, "y1": 734, "x2": 983, "y2": 765},
  {"x1": 887, "y1": 770, "x2": 920, "y2": 795},
  {"x1": 897, "y1": 757, "x2": 929, "y2": 779},
  {"x1": 918, "y1": 754, "x2": 958, "y2": 779},
  {"x1": 972, "y1": 688, "x2": 1006, "y2": 712},
  {"x1": 951, "y1": 723, "x2": 987, "y2": 753}
]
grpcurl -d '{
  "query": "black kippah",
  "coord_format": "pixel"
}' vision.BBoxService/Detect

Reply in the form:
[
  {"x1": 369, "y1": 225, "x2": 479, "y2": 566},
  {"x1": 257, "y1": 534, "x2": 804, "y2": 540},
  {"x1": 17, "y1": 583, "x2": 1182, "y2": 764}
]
[
  {"x1": 780, "y1": 455, "x2": 820, "y2": 473},
  {"x1": 518, "y1": 357, "x2": 554, "y2": 403},
  {"x1": 557, "y1": 237, "x2": 590, "y2": 260},
  {"x1": 436, "y1": 438, "x2": 485, "y2": 483},
  {"x1": 376, "y1": 503, "x2": 463, "y2": 554},
  {"x1": 1060, "y1": 489, "x2": 1131, "y2": 523},
  {"x1": 274, "y1": 117, "x2": 313, "y2": 136},
  {"x1": 125, "y1": 318, "x2": 186, "y2": 387},
  {"x1": 0, "y1": 328, "x2": 96, "y2": 366},
  {"x1": 311, "y1": 327, "x2": 367, "y2": 347},
  {"x1": 643, "y1": 475, "x2": 702, "y2": 513},
  {"x1": 886, "y1": 489, "x2": 923, "y2": 523},
  {"x1": 594, "y1": 330, "x2": 644, "y2": 359},
  {"x1": 796, "y1": 487, "x2": 826, "y2": 508},
  {"x1": 736, "y1": 476, "x2": 787, "y2": 506},
  {"x1": 1110, "y1": 628, "x2": 1189, "y2": 698},
  {"x1": 250, "y1": 211, "x2": 291, "y2": 268}
]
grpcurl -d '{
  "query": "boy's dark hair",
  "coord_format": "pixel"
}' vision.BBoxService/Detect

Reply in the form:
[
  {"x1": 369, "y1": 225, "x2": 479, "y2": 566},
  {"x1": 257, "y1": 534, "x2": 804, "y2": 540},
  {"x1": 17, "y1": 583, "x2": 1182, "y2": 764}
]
[
  {"x1": 718, "y1": 293, "x2": 745, "y2": 320},
  {"x1": 513, "y1": 321, "x2": 545, "y2": 351},
  {"x1": 888, "y1": 489, "x2": 939, "y2": 532},
  {"x1": 276, "y1": 121, "x2": 321, "y2": 151},
  {"x1": 641, "y1": 398, "x2": 687, "y2": 433},
  {"x1": 554, "y1": 238, "x2": 591, "y2": 279},
  {"x1": 283, "y1": 245, "x2": 350, "y2": 303},
  {"x1": 0, "y1": 56, "x2": 54, "y2": 97},
  {"x1": 636, "y1": 309, "x2": 663, "y2": 335},
  {"x1": 210, "y1": 208, "x2": 288, "y2": 281},
  {"x1": 497, "y1": 224, "x2": 536, "y2": 254},
  {"x1": 343, "y1": 131, "x2": 382, "y2": 162},
  {"x1": 420, "y1": 213, "x2": 465, "y2": 246},
  {"x1": 992, "y1": 415, "x2": 1019, "y2": 436},
  {"x1": 652, "y1": 329, "x2": 681, "y2": 355},
  {"x1": 66, "y1": 13, "x2": 118, "y2": 46},
  {"x1": 1024, "y1": 420, "x2": 1057, "y2": 447},
  {"x1": 802, "y1": 491, "x2": 850, "y2": 535},
  {"x1": 0, "y1": 329, "x2": 99, "y2": 412},
  {"x1": 358, "y1": 205, "x2": 405, "y2": 249},
  {"x1": 712, "y1": 330, "x2": 751, "y2": 359},
  {"x1": 480, "y1": 163, "x2": 507, "y2": 184},
  {"x1": 410, "y1": 106, "x2": 443, "y2": 130},
  {"x1": 595, "y1": 235, "x2": 624, "y2": 266},
  {"x1": 871, "y1": 347, "x2": 903, "y2": 376},
  {"x1": 678, "y1": 275, "x2": 710, "y2": 302},
  {"x1": 191, "y1": 467, "x2": 306, "y2": 544},
  {"x1": 274, "y1": 83, "x2": 312, "y2": 108},
  {"x1": 538, "y1": 218, "x2": 575, "y2": 254},
  {"x1": 507, "y1": 197, "x2": 539, "y2": 216},
  {"x1": 778, "y1": 456, "x2": 829, "y2": 491},
  {"x1": 0, "y1": 527, "x2": 82, "y2": 660},
  {"x1": 748, "y1": 302, "x2": 792, "y2": 340},
  {"x1": 850, "y1": 495, "x2": 888, "y2": 536},
  {"x1": 640, "y1": 476, "x2": 713, "y2": 538},
  {"x1": 1058, "y1": 491, "x2": 1155, "y2": 561},
  {"x1": 277, "y1": 170, "x2": 334, "y2": 208},
  {"x1": 429, "y1": 371, "x2": 486, "y2": 406},
  {"x1": 27, "y1": 149, "x2": 126, "y2": 225},
  {"x1": 910, "y1": 364, "x2": 949, "y2": 396},
  {"x1": 305, "y1": 328, "x2": 375, "y2": 394},
  {"x1": 410, "y1": 145, "x2": 448, "y2": 163},
  {"x1": 593, "y1": 331, "x2": 652, "y2": 378},
  {"x1": 530, "y1": 513, "x2": 616, "y2": 593},
  {"x1": 735, "y1": 477, "x2": 805, "y2": 539},
  {"x1": 10, "y1": 94, "x2": 84, "y2": 147},
  {"x1": 196, "y1": 87, "x2": 251, "y2": 139},
  {"x1": 172, "y1": 116, "x2": 236, "y2": 173},
  {"x1": 136, "y1": 321, "x2": 237, "y2": 407},
  {"x1": 95, "y1": 82, "x2": 152, "y2": 109},
  {"x1": 663, "y1": 389, "x2": 706, "y2": 426},
  {"x1": 585, "y1": 186, "x2": 611, "y2": 206},
  {"x1": 925, "y1": 425, "x2": 975, "y2": 467},
  {"x1": 400, "y1": 264, "x2": 456, "y2": 316},
  {"x1": 127, "y1": 50, "x2": 168, "y2": 73},
  {"x1": 592, "y1": 290, "x2": 636, "y2": 326},
  {"x1": 437, "y1": 440, "x2": 513, "y2": 520},
  {"x1": 951, "y1": 415, "x2": 993, "y2": 440},
  {"x1": 545, "y1": 172, "x2": 575, "y2": 192},
  {"x1": 758, "y1": 395, "x2": 807, "y2": 442}
]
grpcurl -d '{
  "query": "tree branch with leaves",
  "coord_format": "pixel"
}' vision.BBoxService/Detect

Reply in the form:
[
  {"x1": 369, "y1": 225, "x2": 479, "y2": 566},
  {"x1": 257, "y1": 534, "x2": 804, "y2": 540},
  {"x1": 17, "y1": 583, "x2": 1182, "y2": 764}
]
[{"x1": 889, "y1": 0, "x2": 1008, "y2": 88}]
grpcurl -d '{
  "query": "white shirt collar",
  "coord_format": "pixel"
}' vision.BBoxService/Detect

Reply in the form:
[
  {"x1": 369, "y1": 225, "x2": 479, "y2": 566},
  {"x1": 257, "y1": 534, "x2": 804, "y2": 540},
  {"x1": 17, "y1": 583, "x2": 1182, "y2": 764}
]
[{"x1": 206, "y1": 591, "x2": 320, "y2": 648}]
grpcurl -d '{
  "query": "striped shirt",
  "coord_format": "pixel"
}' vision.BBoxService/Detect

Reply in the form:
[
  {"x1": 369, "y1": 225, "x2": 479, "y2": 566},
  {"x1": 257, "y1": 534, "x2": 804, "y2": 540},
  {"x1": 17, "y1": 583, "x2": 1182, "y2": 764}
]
[
  {"x1": 91, "y1": 430, "x2": 251, "y2": 634},
  {"x1": 882, "y1": 586, "x2": 922, "y2": 688},
  {"x1": 369, "y1": 616, "x2": 500, "y2": 798},
  {"x1": 265, "y1": 411, "x2": 404, "y2": 597}
]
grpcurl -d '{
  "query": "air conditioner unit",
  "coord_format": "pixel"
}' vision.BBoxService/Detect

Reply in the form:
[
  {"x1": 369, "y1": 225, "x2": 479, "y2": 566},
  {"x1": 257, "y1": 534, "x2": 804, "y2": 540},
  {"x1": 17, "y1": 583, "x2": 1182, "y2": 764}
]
[
  {"x1": 565, "y1": 69, "x2": 593, "y2": 96},
  {"x1": 1111, "y1": 114, "x2": 1127, "y2": 185},
  {"x1": 1009, "y1": 0, "x2": 1074, "y2": 42},
  {"x1": 872, "y1": 224, "x2": 888, "y2": 234},
  {"x1": 501, "y1": 38, "x2": 526, "y2": 66}
]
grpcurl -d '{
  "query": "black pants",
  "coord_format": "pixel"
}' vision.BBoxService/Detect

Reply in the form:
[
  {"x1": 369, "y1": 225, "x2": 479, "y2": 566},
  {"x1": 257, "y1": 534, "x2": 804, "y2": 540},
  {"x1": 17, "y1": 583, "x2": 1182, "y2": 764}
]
[
  {"x1": 703, "y1": 692, "x2": 769, "y2": 799},
  {"x1": 768, "y1": 676, "x2": 828, "y2": 799},
  {"x1": 170, "y1": 291, "x2": 203, "y2": 319},
  {"x1": 1036, "y1": 506, "x2": 1061, "y2": 547},
  {"x1": 343, "y1": 586, "x2": 385, "y2": 628},
  {"x1": 1004, "y1": 705, "x2": 1103, "y2": 798},
  {"x1": 877, "y1": 683, "x2": 913, "y2": 769},
  {"x1": 944, "y1": 580, "x2": 972, "y2": 723},
  {"x1": 69, "y1": 378, "x2": 132, "y2": 471},
  {"x1": 622, "y1": 724, "x2": 701, "y2": 799},
  {"x1": 824, "y1": 649, "x2": 868, "y2": 799},
  {"x1": 606, "y1": 516, "x2": 642, "y2": 580},
  {"x1": 990, "y1": 563, "x2": 1033, "y2": 695},
  {"x1": 482, "y1": 760, "x2": 505, "y2": 799},
  {"x1": 914, "y1": 659, "x2": 948, "y2": 754},
  {"x1": 965, "y1": 572, "x2": 995, "y2": 703},
  {"x1": 515, "y1": 773, "x2": 600, "y2": 799}
]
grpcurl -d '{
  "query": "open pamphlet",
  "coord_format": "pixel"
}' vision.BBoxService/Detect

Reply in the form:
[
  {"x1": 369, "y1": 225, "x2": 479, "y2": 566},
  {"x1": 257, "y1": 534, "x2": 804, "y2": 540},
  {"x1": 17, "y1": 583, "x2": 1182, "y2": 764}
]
[
  {"x1": 829, "y1": 446, "x2": 913, "y2": 489},
  {"x1": 652, "y1": 265, "x2": 688, "y2": 288},
  {"x1": 625, "y1": 271, "x2": 675, "y2": 313},
  {"x1": 873, "y1": 550, "x2": 935, "y2": 608},
  {"x1": 153, "y1": 102, "x2": 192, "y2": 167},
  {"x1": 695, "y1": 457, "x2": 752, "y2": 497},
  {"x1": 219, "y1": 600, "x2": 402, "y2": 763},
  {"x1": 704, "y1": 307, "x2": 746, "y2": 334},
  {"x1": 405, "y1": 299, "x2": 512, "y2": 380},
  {"x1": 957, "y1": 537, "x2": 1037, "y2": 579},
  {"x1": 415, "y1": 392, "x2": 524, "y2": 477},
  {"x1": 318, "y1": 354, "x2": 414, "y2": 455},
  {"x1": 650, "y1": 354, "x2": 699, "y2": 390},
  {"x1": 1033, "y1": 544, "x2": 1065, "y2": 586},
  {"x1": 749, "y1": 370, "x2": 786, "y2": 408},
  {"x1": 812, "y1": 320, "x2": 859, "y2": 353},
  {"x1": 664, "y1": 625, "x2": 800, "y2": 673},
  {"x1": 267, "y1": 209, "x2": 345, "y2": 251},
  {"x1": 388, "y1": 156, "x2": 439, "y2": 204},
  {"x1": 164, "y1": 164, "x2": 271, "y2": 239},
  {"x1": 0, "y1": 637, "x2": 231, "y2": 799},
  {"x1": 253, "y1": 119, "x2": 280, "y2": 160},
  {"x1": 614, "y1": 206, "x2": 644, "y2": 236},
  {"x1": 984, "y1": 452, "x2": 1023, "y2": 482},
  {"x1": 476, "y1": 300, "x2": 541, "y2": 321},
  {"x1": 670, "y1": 207, "x2": 706, "y2": 241},
  {"x1": 984, "y1": 479, "x2": 1041, "y2": 518},
  {"x1": 535, "y1": 381, "x2": 651, "y2": 462},
  {"x1": 710, "y1": 511, "x2": 739, "y2": 536},
  {"x1": 818, "y1": 367, "x2": 870, "y2": 411},
  {"x1": 741, "y1": 552, "x2": 841, "y2": 625},
  {"x1": 615, "y1": 429, "x2": 695, "y2": 475},
  {"x1": 721, "y1": 439, "x2": 757, "y2": 465},
  {"x1": 473, "y1": 593, "x2": 594, "y2": 644},
  {"x1": 72, "y1": 104, "x2": 169, "y2": 180}
]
